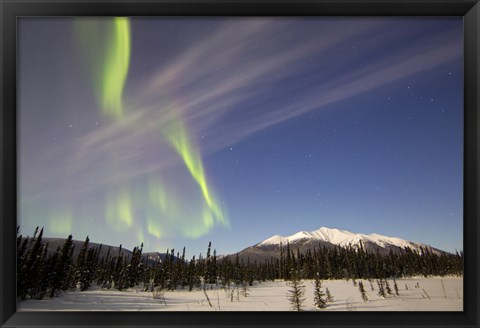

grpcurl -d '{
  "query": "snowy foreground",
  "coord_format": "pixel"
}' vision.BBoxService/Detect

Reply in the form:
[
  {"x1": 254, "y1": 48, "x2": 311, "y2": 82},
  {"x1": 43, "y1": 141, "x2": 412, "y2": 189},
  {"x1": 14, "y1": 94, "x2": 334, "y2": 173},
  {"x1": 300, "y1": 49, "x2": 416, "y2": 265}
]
[{"x1": 18, "y1": 277, "x2": 462, "y2": 311}]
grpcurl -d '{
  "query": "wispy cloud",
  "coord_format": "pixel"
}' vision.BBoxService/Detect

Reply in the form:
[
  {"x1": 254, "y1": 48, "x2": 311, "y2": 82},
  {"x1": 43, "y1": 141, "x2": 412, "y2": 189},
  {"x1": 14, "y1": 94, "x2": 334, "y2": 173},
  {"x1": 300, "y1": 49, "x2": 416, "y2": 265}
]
[{"x1": 63, "y1": 18, "x2": 461, "y2": 196}]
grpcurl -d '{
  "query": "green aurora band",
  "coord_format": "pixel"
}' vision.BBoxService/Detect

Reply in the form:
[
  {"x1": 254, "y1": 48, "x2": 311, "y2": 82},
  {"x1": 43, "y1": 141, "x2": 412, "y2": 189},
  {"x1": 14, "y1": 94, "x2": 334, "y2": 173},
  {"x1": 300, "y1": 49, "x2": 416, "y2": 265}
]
[
  {"x1": 48, "y1": 209, "x2": 73, "y2": 236},
  {"x1": 74, "y1": 17, "x2": 130, "y2": 119},
  {"x1": 164, "y1": 119, "x2": 229, "y2": 236},
  {"x1": 101, "y1": 18, "x2": 130, "y2": 119},
  {"x1": 73, "y1": 17, "x2": 228, "y2": 244}
]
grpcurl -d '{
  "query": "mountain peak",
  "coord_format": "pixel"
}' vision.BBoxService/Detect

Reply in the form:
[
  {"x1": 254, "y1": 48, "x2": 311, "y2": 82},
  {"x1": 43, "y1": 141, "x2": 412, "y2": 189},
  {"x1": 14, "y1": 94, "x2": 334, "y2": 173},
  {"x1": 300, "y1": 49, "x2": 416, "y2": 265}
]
[{"x1": 257, "y1": 226, "x2": 436, "y2": 254}]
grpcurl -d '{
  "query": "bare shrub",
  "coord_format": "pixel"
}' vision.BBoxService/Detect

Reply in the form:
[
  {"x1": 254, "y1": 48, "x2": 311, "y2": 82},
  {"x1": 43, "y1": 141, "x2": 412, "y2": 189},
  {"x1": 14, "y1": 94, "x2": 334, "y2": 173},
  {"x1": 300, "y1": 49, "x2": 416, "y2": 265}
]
[
  {"x1": 152, "y1": 286, "x2": 166, "y2": 306},
  {"x1": 326, "y1": 287, "x2": 334, "y2": 303},
  {"x1": 346, "y1": 297, "x2": 357, "y2": 311},
  {"x1": 358, "y1": 281, "x2": 368, "y2": 302}
]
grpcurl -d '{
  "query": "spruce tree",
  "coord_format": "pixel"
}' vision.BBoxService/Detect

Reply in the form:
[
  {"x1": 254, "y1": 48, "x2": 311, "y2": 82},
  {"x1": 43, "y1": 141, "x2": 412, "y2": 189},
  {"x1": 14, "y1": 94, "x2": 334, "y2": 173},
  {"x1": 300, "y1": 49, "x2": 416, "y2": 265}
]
[
  {"x1": 313, "y1": 275, "x2": 327, "y2": 309},
  {"x1": 30, "y1": 243, "x2": 49, "y2": 299},
  {"x1": 287, "y1": 270, "x2": 306, "y2": 311},
  {"x1": 186, "y1": 255, "x2": 194, "y2": 291},
  {"x1": 112, "y1": 245, "x2": 124, "y2": 289},
  {"x1": 42, "y1": 247, "x2": 60, "y2": 299},
  {"x1": 179, "y1": 247, "x2": 187, "y2": 287},
  {"x1": 205, "y1": 242, "x2": 213, "y2": 284},
  {"x1": 73, "y1": 236, "x2": 91, "y2": 291},
  {"x1": 125, "y1": 244, "x2": 143, "y2": 288},
  {"x1": 49, "y1": 235, "x2": 74, "y2": 297},
  {"x1": 16, "y1": 236, "x2": 30, "y2": 299},
  {"x1": 212, "y1": 249, "x2": 218, "y2": 285},
  {"x1": 21, "y1": 227, "x2": 45, "y2": 299}
]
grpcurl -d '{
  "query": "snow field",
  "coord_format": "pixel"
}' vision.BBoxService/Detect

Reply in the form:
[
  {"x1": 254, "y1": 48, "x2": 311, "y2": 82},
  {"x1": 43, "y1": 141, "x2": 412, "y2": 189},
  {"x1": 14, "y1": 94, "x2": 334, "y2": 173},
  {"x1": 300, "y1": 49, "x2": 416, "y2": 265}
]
[{"x1": 18, "y1": 276, "x2": 462, "y2": 311}]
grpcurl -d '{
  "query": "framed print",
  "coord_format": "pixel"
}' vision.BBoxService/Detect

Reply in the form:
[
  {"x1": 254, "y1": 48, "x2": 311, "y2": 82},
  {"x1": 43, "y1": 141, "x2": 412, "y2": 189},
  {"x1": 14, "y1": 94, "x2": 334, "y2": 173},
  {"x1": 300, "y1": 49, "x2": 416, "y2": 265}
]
[{"x1": 1, "y1": 0, "x2": 479, "y2": 327}]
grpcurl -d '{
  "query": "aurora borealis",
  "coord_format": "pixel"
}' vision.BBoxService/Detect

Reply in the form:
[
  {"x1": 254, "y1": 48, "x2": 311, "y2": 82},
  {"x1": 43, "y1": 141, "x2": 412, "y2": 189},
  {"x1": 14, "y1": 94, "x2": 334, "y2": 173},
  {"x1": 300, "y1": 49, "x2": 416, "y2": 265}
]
[
  {"x1": 18, "y1": 17, "x2": 463, "y2": 256},
  {"x1": 72, "y1": 17, "x2": 227, "y2": 244},
  {"x1": 74, "y1": 17, "x2": 131, "y2": 119}
]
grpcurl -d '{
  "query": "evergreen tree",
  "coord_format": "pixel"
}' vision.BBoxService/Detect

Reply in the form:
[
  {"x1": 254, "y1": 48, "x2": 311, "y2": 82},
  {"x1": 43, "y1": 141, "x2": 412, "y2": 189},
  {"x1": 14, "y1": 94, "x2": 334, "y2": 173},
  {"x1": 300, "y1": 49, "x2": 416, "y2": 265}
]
[
  {"x1": 285, "y1": 242, "x2": 292, "y2": 280},
  {"x1": 20, "y1": 227, "x2": 44, "y2": 299},
  {"x1": 203, "y1": 242, "x2": 218, "y2": 285},
  {"x1": 73, "y1": 236, "x2": 91, "y2": 291},
  {"x1": 124, "y1": 243, "x2": 143, "y2": 288},
  {"x1": 16, "y1": 236, "x2": 30, "y2": 299},
  {"x1": 313, "y1": 275, "x2": 327, "y2": 309},
  {"x1": 179, "y1": 247, "x2": 187, "y2": 287},
  {"x1": 41, "y1": 246, "x2": 60, "y2": 299},
  {"x1": 212, "y1": 249, "x2": 218, "y2": 285},
  {"x1": 112, "y1": 245, "x2": 125, "y2": 290},
  {"x1": 287, "y1": 270, "x2": 306, "y2": 311},
  {"x1": 205, "y1": 242, "x2": 212, "y2": 284},
  {"x1": 30, "y1": 243, "x2": 49, "y2": 299},
  {"x1": 50, "y1": 235, "x2": 74, "y2": 297},
  {"x1": 187, "y1": 255, "x2": 198, "y2": 291}
]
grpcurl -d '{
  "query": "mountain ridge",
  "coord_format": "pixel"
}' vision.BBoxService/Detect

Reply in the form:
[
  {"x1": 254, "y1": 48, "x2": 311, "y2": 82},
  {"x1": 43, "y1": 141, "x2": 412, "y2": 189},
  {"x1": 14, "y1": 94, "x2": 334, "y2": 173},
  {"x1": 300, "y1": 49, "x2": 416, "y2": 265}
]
[
  {"x1": 224, "y1": 226, "x2": 447, "y2": 262},
  {"x1": 257, "y1": 226, "x2": 427, "y2": 252},
  {"x1": 24, "y1": 237, "x2": 177, "y2": 264}
]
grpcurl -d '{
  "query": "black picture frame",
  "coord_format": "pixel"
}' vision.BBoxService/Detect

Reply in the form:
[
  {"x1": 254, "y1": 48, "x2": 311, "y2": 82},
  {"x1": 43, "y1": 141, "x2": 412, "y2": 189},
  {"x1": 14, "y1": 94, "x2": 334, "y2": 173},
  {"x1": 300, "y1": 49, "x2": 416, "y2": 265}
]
[{"x1": 1, "y1": 0, "x2": 478, "y2": 327}]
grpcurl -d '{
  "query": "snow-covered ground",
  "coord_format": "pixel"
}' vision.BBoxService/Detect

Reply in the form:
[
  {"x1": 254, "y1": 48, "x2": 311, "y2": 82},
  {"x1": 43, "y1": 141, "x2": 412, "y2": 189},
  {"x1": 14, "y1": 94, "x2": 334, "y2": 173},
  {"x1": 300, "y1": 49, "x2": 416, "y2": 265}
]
[{"x1": 18, "y1": 277, "x2": 462, "y2": 311}]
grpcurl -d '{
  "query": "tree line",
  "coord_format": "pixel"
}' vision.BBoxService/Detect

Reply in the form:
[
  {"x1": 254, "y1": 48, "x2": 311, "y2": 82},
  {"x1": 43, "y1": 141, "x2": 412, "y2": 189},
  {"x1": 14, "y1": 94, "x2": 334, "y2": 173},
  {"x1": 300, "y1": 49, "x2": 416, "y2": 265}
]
[{"x1": 17, "y1": 226, "x2": 463, "y2": 301}]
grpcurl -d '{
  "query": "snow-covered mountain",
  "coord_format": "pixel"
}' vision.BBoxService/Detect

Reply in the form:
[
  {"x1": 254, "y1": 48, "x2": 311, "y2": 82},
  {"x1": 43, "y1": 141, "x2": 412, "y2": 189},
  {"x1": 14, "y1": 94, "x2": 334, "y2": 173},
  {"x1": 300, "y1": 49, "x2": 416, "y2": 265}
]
[
  {"x1": 257, "y1": 227, "x2": 429, "y2": 252},
  {"x1": 226, "y1": 227, "x2": 445, "y2": 262}
]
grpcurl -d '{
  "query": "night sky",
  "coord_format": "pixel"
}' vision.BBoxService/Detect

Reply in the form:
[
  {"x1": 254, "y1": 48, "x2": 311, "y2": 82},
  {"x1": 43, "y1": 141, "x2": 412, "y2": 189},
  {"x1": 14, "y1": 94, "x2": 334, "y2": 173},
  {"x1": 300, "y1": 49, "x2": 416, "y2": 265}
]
[{"x1": 18, "y1": 17, "x2": 463, "y2": 258}]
